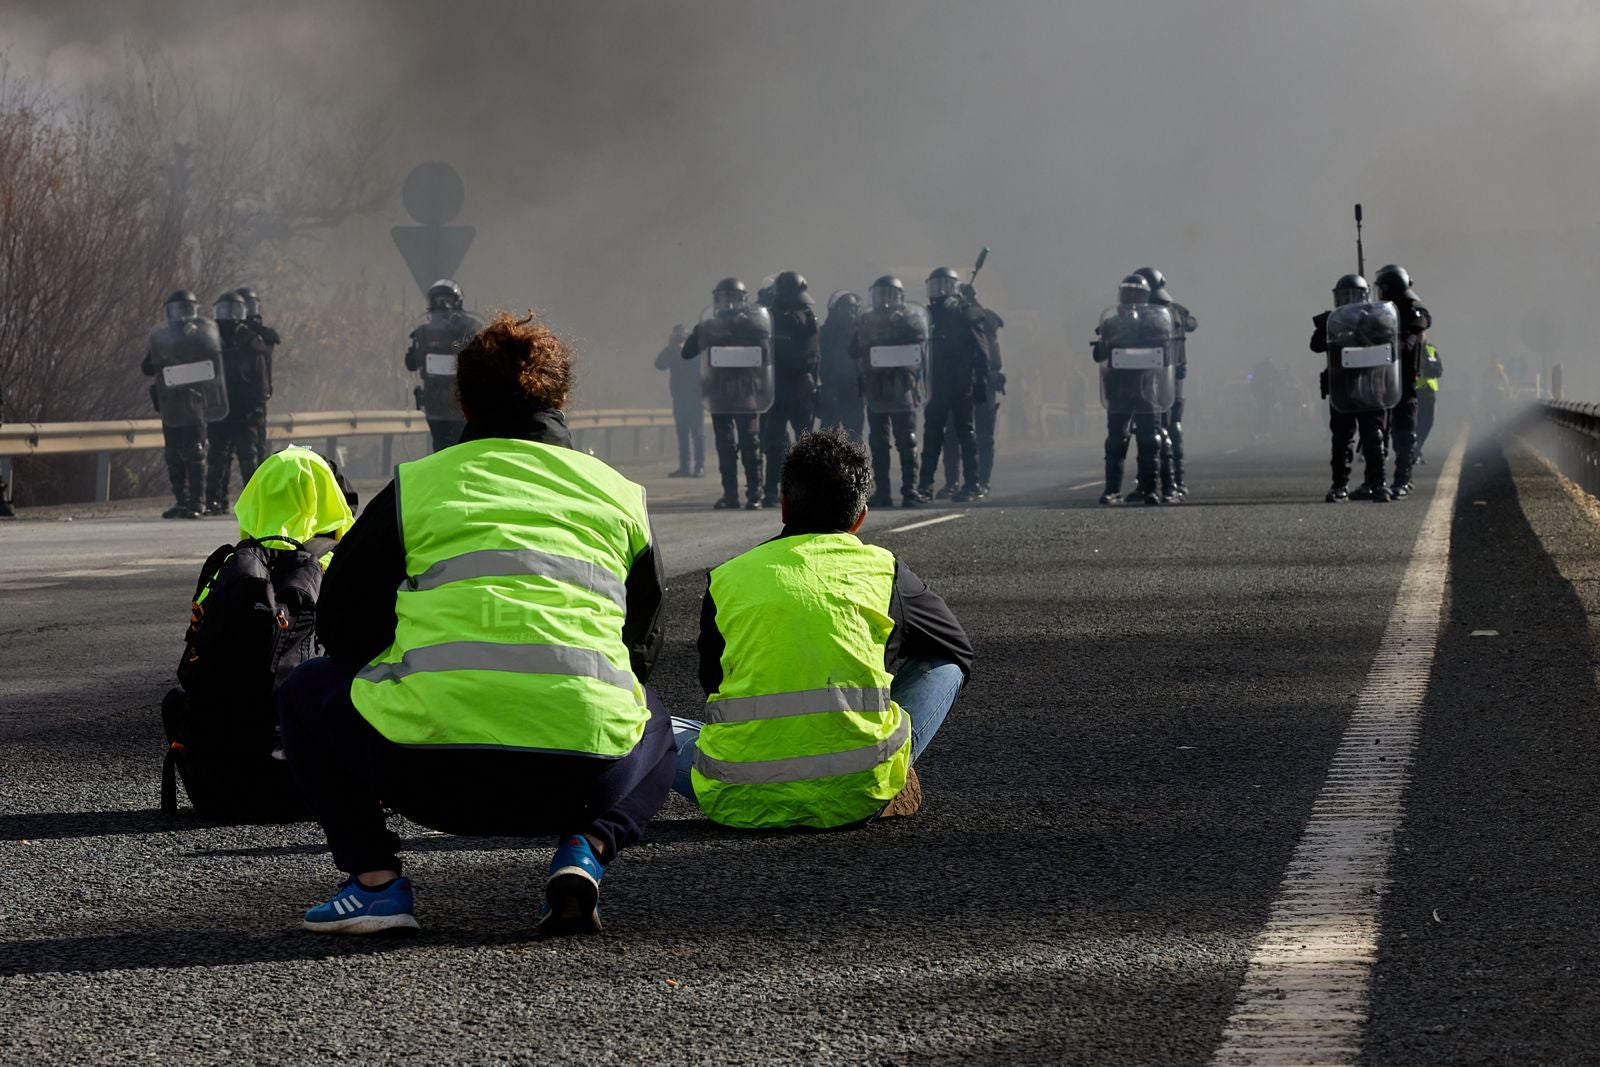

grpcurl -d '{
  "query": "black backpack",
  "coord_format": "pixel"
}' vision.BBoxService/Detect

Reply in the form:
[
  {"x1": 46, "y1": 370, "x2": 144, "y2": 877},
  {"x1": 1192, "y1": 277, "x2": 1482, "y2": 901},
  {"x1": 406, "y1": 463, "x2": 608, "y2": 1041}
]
[{"x1": 161, "y1": 534, "x2": 335, "y2": 821}]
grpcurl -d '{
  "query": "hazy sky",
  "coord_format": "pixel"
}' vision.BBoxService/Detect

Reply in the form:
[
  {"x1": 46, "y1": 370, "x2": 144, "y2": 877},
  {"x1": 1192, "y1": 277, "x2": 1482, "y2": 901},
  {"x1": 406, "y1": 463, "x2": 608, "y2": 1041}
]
[{"x1": 7, "y1": 0, "x2": 1599, "y2": 404}]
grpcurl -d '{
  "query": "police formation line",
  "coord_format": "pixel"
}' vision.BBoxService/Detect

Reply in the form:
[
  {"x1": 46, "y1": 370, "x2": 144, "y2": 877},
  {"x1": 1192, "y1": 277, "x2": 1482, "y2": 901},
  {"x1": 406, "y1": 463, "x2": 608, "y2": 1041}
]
[{"x1": 127, "y1": 259, "x2": 1440, "y2": 525}]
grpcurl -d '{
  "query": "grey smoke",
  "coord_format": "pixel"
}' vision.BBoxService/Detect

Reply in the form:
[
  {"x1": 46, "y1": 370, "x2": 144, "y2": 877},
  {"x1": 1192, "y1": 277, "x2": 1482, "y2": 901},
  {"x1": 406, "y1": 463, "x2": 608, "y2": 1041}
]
[{"x1": 5, "y1": 0, "x2": 1598, "y2": 408}]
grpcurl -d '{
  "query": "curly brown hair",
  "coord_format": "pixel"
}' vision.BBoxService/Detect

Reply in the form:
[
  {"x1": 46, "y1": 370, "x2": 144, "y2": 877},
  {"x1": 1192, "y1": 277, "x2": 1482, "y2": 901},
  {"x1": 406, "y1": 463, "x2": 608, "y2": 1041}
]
[{"x1": 455, "y1": 311, "x2": 575, "y2": 422}]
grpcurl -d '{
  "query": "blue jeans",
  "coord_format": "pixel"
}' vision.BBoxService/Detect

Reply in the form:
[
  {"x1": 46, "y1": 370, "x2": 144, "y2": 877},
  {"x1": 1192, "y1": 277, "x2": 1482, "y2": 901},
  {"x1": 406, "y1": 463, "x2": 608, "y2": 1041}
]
[{"x1": 671, "y1": 657, "x2": 964, "y2": 801}]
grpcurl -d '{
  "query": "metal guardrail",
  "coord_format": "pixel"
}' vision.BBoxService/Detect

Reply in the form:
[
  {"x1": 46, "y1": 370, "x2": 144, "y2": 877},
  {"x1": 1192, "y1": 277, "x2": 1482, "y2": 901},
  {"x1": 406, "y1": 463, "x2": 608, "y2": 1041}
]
[
  {"x1": 0, "y1": 407, "x2": 675, "y2": 503},
  {"x1": 1532, "y1": 400, "x2": 1600, "y2": 498}
]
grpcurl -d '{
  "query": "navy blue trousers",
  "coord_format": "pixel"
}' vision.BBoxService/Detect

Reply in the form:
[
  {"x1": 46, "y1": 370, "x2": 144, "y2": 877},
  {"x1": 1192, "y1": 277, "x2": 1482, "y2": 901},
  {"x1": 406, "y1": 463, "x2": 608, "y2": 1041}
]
[{"x1": 278, "y1": 656, "x2": 677, "y2": 874}]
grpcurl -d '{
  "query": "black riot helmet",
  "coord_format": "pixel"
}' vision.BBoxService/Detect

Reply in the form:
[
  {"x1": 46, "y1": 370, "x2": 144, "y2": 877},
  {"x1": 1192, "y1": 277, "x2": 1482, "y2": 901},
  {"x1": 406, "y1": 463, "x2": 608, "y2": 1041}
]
[
  {"x1": 926, "y1": 267, "x2": 960, "y2": 302},
  {"x1": 712, "y1": 276, "x2": 748, "y2": 310},
  {"x1": 1148, "y1": 286, "x2": 1174, "y2": 307},
  {"x1": 427, "y1": 278, "x2": 464, "y2": 312},
  {"x1": 1373, "y1": 264, "x2": 1415, "y2": 302},
  {"x1": 164, "y1": 289, "x2": 199, "y2": 323},
  {"x1": 827, "y1": 290, "x2": 861, "y2": 315},
  {"x1": 213, "y1": 291, "x2": 246, "y2": 322},
  {"x1": 1333, "y1": 273, "x2": 1370, "y2": 307},
  {"x1": 234, "y1": 286, "x2": 261, "y2": 320},
  {"x1": 869, "y1": 275, "x2": 906, "y2": 310},
  {"x1": 1132, "y1": 267, "x2": 1166, "y2": 292},
  {"x1": 773, "y1": 270, "x2": 808, "y2": 303},
  {"x1": 1118, "y1": 273, "x2": 1152, "y2": 305}
]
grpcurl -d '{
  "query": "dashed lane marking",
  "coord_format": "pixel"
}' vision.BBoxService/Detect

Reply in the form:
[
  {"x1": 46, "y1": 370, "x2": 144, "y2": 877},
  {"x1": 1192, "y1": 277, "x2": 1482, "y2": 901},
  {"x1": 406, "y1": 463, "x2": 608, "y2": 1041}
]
[
  {"x1": 1066, "y1": 479, "x2": 1103, "y2": 491},
  {"x1": 129, "y1": 558, "x2": 216, "y2": 567},
  {"x1": 1209, "y1": 427, "x2": 1466, "y2": 1067},
  {"x1": 878, "y1": 513, "x2": 967, "y2": 534}
]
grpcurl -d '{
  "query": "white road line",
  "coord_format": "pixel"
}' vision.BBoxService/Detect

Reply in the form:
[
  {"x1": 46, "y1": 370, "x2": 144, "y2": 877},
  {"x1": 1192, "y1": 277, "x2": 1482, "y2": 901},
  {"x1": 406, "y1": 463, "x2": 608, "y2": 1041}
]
[
  {"x1": 129, "y1": 558, "x2": 216, "y2": 567},
  {"x1": 1210, "y1": 428, "x2": 1466, "y2": 1067},
  {"x1": 1066, "y1": 479, "x2": 1102, "y2": 491},
  {"x1": 1224, "y1": 447, "x2": 1243, "y2": 455},
  {"x1": 50, "y1": 567, "x2": 155, "y2": 578},
  {"x1": 878, "y1": 513, "x2": 967, "y2": 534}
]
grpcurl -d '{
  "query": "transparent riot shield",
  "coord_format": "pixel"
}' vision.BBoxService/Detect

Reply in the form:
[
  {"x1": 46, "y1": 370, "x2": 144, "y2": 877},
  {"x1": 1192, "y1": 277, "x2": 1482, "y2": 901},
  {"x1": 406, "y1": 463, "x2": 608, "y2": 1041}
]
[
  {"x1": 1097, "y1": 304, "x2": 1175, "y2": 414},
  {"x1": 149, "y1": 318, "x2": 228, "y2": 428},
  {"x1": 1325, "y1": 301, "x2": 1401, "y2": 414},
  {"x1": 858, "y1": 303, "x2": 929, "y2": 414},
  {"x1": 699, "y1": 304, "x2": 774, "y2": 415},
  {"x1": 413, "y1": 310, "x2": 485, "y2": 421}
]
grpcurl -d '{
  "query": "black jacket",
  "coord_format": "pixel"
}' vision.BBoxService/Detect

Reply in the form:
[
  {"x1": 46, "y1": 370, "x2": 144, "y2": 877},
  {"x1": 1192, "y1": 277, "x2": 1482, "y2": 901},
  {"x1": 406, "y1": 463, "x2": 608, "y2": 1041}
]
[
  {"x1": 316, "y1": 410, "x2": 666, "y2": 680},
  {"x1": 219, "y1": 321, "x2": 272, "y2": 416},
  {"x1": 769, "y1": 300, "x2": 821, "y2": 387},
  {"x1": 695, "y1": 526, "x2": 974, "y2": 696},
  {"x1": 927, "y1": 298, "x2": 991, "y2": 400}
]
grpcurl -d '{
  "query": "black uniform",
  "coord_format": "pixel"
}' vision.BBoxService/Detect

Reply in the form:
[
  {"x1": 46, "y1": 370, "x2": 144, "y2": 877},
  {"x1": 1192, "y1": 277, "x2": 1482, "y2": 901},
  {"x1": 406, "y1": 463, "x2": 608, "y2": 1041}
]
[
  {"x1": 818, "y1": 306, "x2": 864, "y2": 441},
  {"x1": 761, "y1": 296, "x2": 820, "y2": 502},
  {"x1": 940, "y1": 303, "x2": 1005, "y2": 492},
  {"x1": 1093, "y1": 344, "x2": 1163, "y2": 498},
  {"x1": 241, "y1": 318, "x2": 279, "y2": 464},
  {"x1": 850, "y1": 333, "x2": 921, "y2": 506},
  {"x1": 655, "y1": 338, "x2": 705, "y2": 475},
  {"x1": 1312, "y1": 310, "x2": 1386, "y2": 492},
  {"x1": 682, "y1": 327, "x2": 762, "y2": 505},
  {"x1": 1158, "y1": 300, "x2": 1196, "y2": 495},
  {"x1": 1388, "y1": 299, "x2": 1432, "y2": 488},
  {"x1": 405, "y1": 310, "x2": 484, "y2": 453},
  {"x1": 205, "y1": 321, "x2": 272, "y2": 511},
  {"x1": 918, "y1": 299, "x2": 990, "y2": 496},
  {"x1": 141, "y1": 349, "x2": 208, "y2": 515}
]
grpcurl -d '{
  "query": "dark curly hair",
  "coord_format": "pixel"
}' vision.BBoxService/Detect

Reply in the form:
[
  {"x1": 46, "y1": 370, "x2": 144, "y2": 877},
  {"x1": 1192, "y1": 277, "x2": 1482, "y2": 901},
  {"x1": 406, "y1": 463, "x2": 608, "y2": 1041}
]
[
  {"x1": 456, "y1": 311, "x2": 574, "y2": 422},
  {"x1": 780, "y1": 429, "x2": 874, "y2": 531}
]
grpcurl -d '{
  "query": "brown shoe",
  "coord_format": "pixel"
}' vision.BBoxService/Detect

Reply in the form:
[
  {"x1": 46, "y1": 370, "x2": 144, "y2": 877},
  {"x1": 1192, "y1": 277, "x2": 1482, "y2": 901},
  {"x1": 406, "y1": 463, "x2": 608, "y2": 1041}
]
[{"x1": 879, "y1": 765, "x2": 922, "y2": 819}]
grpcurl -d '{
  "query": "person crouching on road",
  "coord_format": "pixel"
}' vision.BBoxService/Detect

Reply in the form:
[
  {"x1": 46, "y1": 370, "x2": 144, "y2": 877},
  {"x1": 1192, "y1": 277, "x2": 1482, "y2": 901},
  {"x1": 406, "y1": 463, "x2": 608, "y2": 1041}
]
[
  {"x1": 671, "y1": 429, "x2": 973, "y2": 828},
  {"x1": 277, "y1": 311, "x2": 675, "y2": 937}
]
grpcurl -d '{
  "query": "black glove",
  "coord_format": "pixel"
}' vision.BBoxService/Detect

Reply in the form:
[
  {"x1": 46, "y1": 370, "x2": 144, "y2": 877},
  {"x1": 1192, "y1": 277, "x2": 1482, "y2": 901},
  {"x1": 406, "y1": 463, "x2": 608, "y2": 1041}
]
[
  {"x1": 994, "y1": 372, "x2": 1007, "y2": 395},
  {"x1": 413, "y1": 385, "x2": 424, "y2": 411},
  {"x1": 1319, "y1": 369, "x2": 1329, "y2": 399}
]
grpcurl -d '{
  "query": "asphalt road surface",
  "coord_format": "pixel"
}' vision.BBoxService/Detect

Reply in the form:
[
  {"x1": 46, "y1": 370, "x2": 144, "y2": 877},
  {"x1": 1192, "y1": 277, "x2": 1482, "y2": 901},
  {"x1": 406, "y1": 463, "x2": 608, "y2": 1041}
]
[{"x1": 4, "y1": 418, "x2": 1596, "y2": 1064}]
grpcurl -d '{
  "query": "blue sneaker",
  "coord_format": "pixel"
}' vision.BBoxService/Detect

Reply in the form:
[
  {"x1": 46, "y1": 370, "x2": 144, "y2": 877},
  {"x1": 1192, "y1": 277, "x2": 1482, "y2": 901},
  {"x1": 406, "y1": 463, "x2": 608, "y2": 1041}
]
[
  {"x1": 536, "y1": 835, "x2": 604, "y2": 936},
  {"x1": 302, "y1": 876, "x2": 419, "y2": 935}
]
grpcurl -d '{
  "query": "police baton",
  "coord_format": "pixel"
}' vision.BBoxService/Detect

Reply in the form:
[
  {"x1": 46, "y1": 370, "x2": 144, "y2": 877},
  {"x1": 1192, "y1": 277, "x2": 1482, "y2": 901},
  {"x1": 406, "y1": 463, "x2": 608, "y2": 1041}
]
[{"x1": 1354, "y1": 204, "x2": 1365, "y2": 279}]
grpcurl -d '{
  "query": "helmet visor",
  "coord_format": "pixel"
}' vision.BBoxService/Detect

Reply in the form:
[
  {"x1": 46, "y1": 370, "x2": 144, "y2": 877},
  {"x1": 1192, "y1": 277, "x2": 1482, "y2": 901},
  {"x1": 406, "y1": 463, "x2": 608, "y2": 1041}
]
[
  {"x1": 870, "y1": 285, "x2": 904, "y2": 309},
  {"x1": 165, "y1": 300, "x2": 197, "y2": 323},
  {"x1": 927, "y1": 276, "x2": 958, "y2": 300},
  {"x1": 713, "y1": 289, "x2": 746, "y2": 309}
]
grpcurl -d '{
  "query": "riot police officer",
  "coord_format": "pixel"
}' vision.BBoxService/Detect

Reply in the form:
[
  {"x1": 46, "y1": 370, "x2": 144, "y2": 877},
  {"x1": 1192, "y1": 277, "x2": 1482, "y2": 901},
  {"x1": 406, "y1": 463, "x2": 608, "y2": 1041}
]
[
  {"x1": 1312, "y1": 273, "x2": 1401, "y2": 502},
  {"x1": 819, "y1": 291, "x2": 865, "y2": 441},
  {"x1": 0, "y1": 383, "x2": 14, "y2": 518},
  {"x1": 1136, "y1": 268, "x2": 1197, "y2": 500},
  {"x1": 681, "y1": 277, "x2": 773, "y2": 509},
  {"x1": 852, "y1": 276, "x2": 929, "y2": 509},
  {"x1": 142, "y1": 290, "x2": 227, "y2": 519},
  {"x1": 405, "y1": 279, "x2": 486, "y2": 453},
  {"x1": 203, "y1": 291, "x2": 272, "y2": 514},
  {"x1": 962, "y1": 284, "x2": 1005, "y2": 494},
  {"x1": 917, "y1": 267, "x2": 990, "y2": 502},
  {"x1": 1095, "y1": 274, "x2": 1176, "y2": 506},
  {"x1": 1373, "y1": 264, "x2": 1432, "y2": 497},
  {"x1": 760, "y1": 270, "x2": 820, "y2": 506},
  {"x1": 234, "y1": 286, "x2": 278, "y2": 465},
  {"x1": 1415, "y1": 338, "x2": 1442, "y2": 464}
]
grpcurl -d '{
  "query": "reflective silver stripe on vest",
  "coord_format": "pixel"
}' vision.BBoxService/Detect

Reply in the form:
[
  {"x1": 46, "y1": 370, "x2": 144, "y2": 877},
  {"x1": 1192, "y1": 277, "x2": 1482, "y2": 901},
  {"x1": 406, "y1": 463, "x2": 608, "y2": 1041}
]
[
  {"x1": 692, "y1": 714, "x2": 909, "y2": 786},
  {"x1": 700, "y1": 686, "x2": 892, "y2": 724},
  {"x1": 357, "y1": 640, "x2": 635, "y2": 691},
  {"x1": 407, "y1": 547, "x2": 627, "y2": 608}
]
